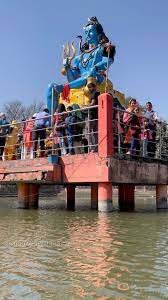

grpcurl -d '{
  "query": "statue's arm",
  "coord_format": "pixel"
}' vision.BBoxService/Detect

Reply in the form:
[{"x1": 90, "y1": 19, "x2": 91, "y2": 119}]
[
  {"x1": 94, "y1": 56, "x2": 113, "y2": 72},
  {"x1": 64, "y1": 56, "x2": 80, "y2": 82},
  {"x1": 94, "y1": 44, "x2": 115, "y2": 72},
  {"x1": 71, "y1": 56, "x2": 80, "y2": 74}
]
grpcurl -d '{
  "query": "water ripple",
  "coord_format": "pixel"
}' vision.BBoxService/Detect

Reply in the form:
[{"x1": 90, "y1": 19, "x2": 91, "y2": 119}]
[{"x1": 0, "y1": 198, "x2": 167, "y2": 298}]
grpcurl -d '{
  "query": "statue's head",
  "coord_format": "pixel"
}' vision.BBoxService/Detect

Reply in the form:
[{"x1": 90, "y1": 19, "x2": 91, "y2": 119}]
[
  {"x1": 84, "y1": 23, "x2": 99, "y2": 45},
  {"x1": 84, "y1": 17, "x2": 109, "y2": 46}
]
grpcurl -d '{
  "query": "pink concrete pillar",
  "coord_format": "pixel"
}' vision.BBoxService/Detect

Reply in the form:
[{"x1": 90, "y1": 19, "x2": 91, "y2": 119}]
[
  {"x1": 98, "y1": 93, "x2": 113, "y2": 157},
  {"x1": 98, "y1": 182, "x2": 113, "y2": 212},
  {"x1": 66, "y1": 185, "x2": 75, "y2": 210},
  {"x1": 118, "y1": 184, "x2": 135, "y2": 211},
  {"x1": 29, "y1": 184, "x2": 39, "y2": 208},
  {"x1": 17, "y1": 183, "x2": 30, "y2": 209},
  {"x1": 91, "y1": 184, "x2": 98, "y2": 209},
  {"x1": 156, "y1": 185, "x2": 167, "y2": 209}
]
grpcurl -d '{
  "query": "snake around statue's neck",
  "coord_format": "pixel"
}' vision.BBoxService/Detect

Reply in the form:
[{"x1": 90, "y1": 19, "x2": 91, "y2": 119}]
[{"x1": 80, "y1": 45, "x2": 99, "y2": 68}]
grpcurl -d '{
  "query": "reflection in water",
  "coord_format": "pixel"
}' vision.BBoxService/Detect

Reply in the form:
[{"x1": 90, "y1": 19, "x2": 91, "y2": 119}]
[
  {"x1": 0, "y1": 197, "x2": 167, "y2": 299},
  {"x1": 65, "y1": 214, "x2": 121, "y2": 297}
]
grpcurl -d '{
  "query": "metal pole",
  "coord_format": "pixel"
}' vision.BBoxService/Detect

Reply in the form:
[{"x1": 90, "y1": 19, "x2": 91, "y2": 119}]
[
  {"x1": 117, "y1": 108, "x2": 121, "y2": 154},
  {"x1": 105, "y1": 43, "x2": 111, "y2": 93},
  {"x1": 51, "y1": 87, "x2": 54, "y2": 155},
  {"x1": 88, "y1": 108, "x2": 90, "y2": 153},
  {"x1": 159, "y1": 124, "x2": 162, "y2": 160}
]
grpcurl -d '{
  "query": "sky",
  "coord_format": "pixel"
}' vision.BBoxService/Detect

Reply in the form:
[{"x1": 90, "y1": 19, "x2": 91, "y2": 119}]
[{"x1": 0, "y1": 0, "x2": 168, "y2": 119}]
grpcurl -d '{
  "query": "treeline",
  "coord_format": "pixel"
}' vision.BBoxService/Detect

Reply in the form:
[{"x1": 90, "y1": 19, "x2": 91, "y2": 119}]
[{"x1": 2, "y1": 100, "x2": 45, "y2": 122}]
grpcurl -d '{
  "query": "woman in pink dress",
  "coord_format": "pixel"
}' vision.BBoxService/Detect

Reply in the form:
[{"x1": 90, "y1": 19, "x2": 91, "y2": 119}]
[{"x1": 123, "y1": 99, "x2": 141, "y2": 154}]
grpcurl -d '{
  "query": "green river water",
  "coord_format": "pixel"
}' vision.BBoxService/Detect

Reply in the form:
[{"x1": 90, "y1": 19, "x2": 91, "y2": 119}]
[{"x1": 0, "y1": 190, "x2": 167, "y2": 299}]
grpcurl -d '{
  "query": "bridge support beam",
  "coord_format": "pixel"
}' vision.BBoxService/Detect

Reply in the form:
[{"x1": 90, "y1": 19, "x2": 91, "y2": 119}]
[
  {"x1": 118, "y1": 184, "x2": 135, "y2": 211},
  {"x1": 17, "y1": 183, "x2": 30, "y2": 209},
  {"x1": 156, "y1": 184, "x2": 167, "y2": 209},
  {"x1": 91, "y1": 184, "x2": 98, "y2": 209},
  {"x1": 98, "y1": 182, "x2": 113, "y2": 212},
  {"x1": 29, "y1": 184, "x2": 39, "y2": 208},
  {"x1": 66, "y1": 185, "x2": 75, "y2": 210}
]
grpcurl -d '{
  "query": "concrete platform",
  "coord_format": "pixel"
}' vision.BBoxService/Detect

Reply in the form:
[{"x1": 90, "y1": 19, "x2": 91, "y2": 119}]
[{"x1": 0, "y1": 154, "x2": 167, "y2": 185}]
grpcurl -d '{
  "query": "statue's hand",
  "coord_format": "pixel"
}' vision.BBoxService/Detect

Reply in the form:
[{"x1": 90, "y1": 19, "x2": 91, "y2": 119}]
[{"x1": 63, "y1": 58, "x2": 71, "y2": 68}]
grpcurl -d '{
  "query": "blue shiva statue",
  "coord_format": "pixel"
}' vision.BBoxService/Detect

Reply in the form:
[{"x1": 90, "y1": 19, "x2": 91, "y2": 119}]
[{"x1": 47, "y1": 16, "x2": 116, "y2": 113}]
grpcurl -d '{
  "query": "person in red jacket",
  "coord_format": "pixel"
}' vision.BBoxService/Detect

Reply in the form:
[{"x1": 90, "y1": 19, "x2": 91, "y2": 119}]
[{"x1": 22, "y1": 114, "x2": 36, "y2": 159}]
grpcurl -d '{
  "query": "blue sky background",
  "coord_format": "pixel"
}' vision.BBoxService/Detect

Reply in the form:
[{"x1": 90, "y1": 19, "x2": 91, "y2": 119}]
[{"x1": 0, "y1": 0, "x2": 168, "y2": 119}]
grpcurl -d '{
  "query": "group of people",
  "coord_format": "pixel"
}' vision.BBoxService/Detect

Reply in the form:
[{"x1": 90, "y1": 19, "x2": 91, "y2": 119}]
[
  {"x1": 36, "y1": 81, "x2": 99, "y2": 157},
  {"x1": 47, "y1": 81, "x2": 99, "y2": 156},
  {"x1": 115, "y1": 98, "x2": 158, "y2": 158},
  {"x1": 0, "y1": 82, "x2": 99, "y2": 160},
  {"x1": 0, "y1": 86, "x2": 159, "y2": 160},
  {"x1": 0, "y1": 109, "x2": 51, "y2": 160}
]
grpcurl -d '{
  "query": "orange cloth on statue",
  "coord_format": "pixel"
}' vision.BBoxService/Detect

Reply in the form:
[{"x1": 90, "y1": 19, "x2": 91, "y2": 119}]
[{"x1": 61, "y1": 84, "x2": 70, "y2": 103}]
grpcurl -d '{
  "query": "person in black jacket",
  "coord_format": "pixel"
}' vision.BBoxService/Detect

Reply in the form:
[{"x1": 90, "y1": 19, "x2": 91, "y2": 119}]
[{"x1": 65, "y1": 106, "x2": 76, "y2": 155}]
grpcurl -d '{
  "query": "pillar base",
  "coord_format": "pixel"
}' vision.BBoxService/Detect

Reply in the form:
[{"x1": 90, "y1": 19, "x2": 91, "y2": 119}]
[
  {"x1": 91, "y1": 184, "x2": 98, "y2": 210},
  {"x1": 98, "y1": 183, "x2": 113, "y2": 212},
  {"x1": 118, "y1": 184, "x2": 135, "y2": 211},
  {"x1": 156, "y1": 185, "x2": 167, "y2": 209},
  {"x1": 17, "y1": 183, "x2": 39, "y2": 209},
  {"x1": 17, "y1": 201, "x2": 29, "y2": 209},
  {"x1": 66, "y1": 185, "x2": 75, "y2": 210},
  {"x1": 98, "y1": 199, "x2": 113, "y2": 212},
  {"x1": 29, "y1": 184, "x2": 39, "y2": 208},
  {"x1": 17, "y1": 183, "x2": 30, "y2": 209}
]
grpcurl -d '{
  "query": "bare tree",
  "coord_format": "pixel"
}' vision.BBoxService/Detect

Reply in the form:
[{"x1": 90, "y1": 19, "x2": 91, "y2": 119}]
[
  {"x1": 4, "y1": 100, "x2": 25, "y2": 122},
  {"x1": 3, "y1": 100, "x2": 45, "y2": 122},
  {"x1": 24, "y1": 100, "x2": 45, "y2": 119}
]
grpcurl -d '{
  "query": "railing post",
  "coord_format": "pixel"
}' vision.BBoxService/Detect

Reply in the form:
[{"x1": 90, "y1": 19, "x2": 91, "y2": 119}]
[{"x1": 98, "y1": 93, "x2": 113, "y2": 157}]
